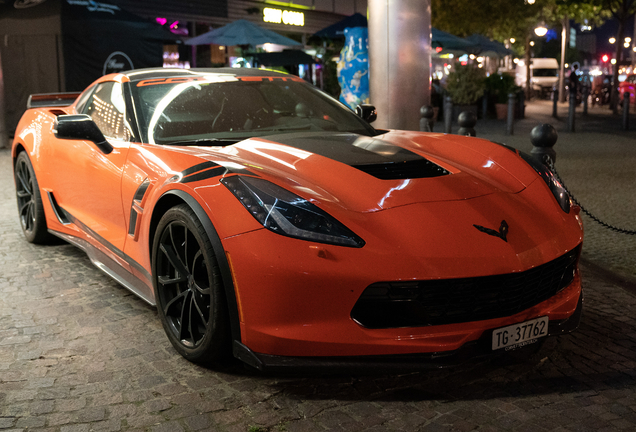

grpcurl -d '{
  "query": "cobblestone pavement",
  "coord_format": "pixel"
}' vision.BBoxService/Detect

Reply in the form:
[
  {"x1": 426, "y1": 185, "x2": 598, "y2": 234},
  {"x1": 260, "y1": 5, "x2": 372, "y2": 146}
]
[{"x1": 2, "y1": 101, "x2": 636, "y2": 432}]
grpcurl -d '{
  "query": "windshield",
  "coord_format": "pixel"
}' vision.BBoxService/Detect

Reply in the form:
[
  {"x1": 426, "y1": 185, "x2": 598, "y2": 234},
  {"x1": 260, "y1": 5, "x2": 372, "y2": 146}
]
[{"x1": 129, "y1": 74, "x2": 376, "y2": 145}]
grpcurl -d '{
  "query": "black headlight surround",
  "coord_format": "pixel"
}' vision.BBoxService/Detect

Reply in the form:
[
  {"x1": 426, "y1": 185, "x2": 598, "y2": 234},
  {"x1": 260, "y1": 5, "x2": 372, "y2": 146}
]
[
  {"x1": 221, "y1": 175, "x2": 365, "y2": 248},
  {"x1": 520, "y1": 152, "x2": 571, "y2": 214}
]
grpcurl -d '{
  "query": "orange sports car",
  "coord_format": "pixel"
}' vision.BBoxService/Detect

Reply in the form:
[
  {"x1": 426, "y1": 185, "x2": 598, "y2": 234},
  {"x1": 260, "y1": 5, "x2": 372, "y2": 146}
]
[{"x1": 12, "y1": 68, "x2": 583, "y2": 371}]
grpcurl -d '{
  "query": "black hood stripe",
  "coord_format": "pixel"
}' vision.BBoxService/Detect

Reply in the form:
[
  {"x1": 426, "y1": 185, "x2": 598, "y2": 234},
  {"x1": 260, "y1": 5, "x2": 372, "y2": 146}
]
[{"x1": 262, "y1": 132, "x2": 449, "y2": 179}]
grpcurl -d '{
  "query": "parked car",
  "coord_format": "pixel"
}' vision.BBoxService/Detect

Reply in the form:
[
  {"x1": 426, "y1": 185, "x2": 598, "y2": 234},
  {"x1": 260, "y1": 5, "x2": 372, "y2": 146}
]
[{"x1": 12, "y1": 68, "x2": 583, "y2": 371}]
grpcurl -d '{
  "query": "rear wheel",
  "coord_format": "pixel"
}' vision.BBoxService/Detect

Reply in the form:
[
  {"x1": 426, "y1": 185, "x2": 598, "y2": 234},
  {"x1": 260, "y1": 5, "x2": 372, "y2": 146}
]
[
  {"x1": 14, "y1": 152, "x2": 54, "y2": 244},
  {"x1": 152, "y1": 204, "x2": 230, "y2": 363}
]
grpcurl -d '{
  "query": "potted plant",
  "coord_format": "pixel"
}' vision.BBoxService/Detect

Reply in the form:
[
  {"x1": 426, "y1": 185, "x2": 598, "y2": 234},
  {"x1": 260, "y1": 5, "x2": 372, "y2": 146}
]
[
  {"x1": 445, "y1": 64, "x2": 486, "y2": 119},
  {"x1": 484, "y1": 72, "x2": 518, "y2": 119}
]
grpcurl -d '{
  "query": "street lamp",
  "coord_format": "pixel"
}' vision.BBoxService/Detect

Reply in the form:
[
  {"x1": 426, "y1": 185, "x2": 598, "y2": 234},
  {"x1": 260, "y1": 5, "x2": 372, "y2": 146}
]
[
  {"x1": 534, "y1": 24, "x2": 548, "y2": 37},
  {"x1": 609, "y1": 37, "x2": 616, "y2": 44}
]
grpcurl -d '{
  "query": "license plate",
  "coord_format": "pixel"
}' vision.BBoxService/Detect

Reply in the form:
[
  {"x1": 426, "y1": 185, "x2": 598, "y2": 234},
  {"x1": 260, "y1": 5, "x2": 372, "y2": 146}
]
[{"x1": 492, "y1": 316, "x2": 548, "y2": 351}]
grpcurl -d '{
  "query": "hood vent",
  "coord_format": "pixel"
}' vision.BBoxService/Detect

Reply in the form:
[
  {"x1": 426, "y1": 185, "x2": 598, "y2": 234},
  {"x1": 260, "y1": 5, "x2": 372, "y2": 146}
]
[{"x1": 353, "y1": 159, "x2": 450, "y2": 180}]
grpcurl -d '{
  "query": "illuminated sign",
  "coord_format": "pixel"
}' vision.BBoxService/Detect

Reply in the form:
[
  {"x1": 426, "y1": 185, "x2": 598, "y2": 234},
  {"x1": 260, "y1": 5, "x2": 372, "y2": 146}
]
[{"x1": 263, "y1": 7, "x2": 304, "y2": 26}]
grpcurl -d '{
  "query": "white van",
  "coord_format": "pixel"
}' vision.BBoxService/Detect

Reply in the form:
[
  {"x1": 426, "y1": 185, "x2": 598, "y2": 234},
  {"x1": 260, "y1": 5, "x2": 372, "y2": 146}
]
[{"x1": 516, "y1": 58, "x2": 559, "y2": 98}]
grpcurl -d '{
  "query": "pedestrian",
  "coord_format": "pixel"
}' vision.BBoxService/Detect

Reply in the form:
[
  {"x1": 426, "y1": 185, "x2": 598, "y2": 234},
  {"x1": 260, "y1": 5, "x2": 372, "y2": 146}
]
[{"x1": 569, "y1": 64, "x2": 580, "y2": 103}]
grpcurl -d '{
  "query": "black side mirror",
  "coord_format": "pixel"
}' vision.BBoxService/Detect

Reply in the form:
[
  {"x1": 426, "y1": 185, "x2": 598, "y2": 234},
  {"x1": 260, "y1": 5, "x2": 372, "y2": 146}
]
[
  {"x1": 54, "y1": 114, "x2": 113, "y2": 154},
  {"x1": 355, "y1": 104, "x2": 377, "y2": 123}
]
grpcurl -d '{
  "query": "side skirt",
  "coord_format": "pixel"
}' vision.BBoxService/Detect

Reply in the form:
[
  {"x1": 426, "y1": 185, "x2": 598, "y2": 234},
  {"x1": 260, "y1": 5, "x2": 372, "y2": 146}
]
[{"x1": 49, "y1": 229, "x2": 156, "y2": 306}]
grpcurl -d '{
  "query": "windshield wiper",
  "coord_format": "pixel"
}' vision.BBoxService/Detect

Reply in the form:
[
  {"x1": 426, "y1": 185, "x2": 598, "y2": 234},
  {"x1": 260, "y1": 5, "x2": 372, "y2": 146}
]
[
  {"x1": 258, "y1": 124, "x2": 314, "y2": 132},
  {"x1": 162, "y1": 138, "x2": 243, "y2": 146}
]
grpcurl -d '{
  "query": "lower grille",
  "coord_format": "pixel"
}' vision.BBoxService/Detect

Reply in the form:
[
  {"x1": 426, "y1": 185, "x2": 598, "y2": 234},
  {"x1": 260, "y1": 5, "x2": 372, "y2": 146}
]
[{"x1": 351, "y1": 245, "x2": 581, "y2": 329}]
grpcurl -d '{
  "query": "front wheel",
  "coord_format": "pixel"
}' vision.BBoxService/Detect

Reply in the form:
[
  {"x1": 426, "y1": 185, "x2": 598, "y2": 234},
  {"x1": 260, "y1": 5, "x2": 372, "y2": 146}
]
[
  {"x1": 152, "y1": 204, "x2": 230, "y2": 363},
  {"x1": 14, "y1": 152, "x2": 54, "y2": 244}
]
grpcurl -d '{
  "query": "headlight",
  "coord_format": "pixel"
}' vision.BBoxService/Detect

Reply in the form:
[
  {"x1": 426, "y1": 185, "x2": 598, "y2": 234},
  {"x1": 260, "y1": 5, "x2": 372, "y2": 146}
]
[
  {"x1": 221, "y1": 176, "x2": 365, "y2": 248},
  {"x1": 520, "y1": 152, "x2": 571, "y2": 213}
]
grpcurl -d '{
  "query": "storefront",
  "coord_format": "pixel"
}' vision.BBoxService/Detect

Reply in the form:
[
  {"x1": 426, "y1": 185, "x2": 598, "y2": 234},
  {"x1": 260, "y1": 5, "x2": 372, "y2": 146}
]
[{"x1": 105, "y1": 0, "x2": 368, "y2": 69}]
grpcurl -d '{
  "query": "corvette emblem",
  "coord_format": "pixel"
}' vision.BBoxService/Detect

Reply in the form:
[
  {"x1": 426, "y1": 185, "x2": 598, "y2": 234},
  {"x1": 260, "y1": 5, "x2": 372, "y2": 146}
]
[{"x1": 473, "y1": 220, "x2": 509, "y2": 242}]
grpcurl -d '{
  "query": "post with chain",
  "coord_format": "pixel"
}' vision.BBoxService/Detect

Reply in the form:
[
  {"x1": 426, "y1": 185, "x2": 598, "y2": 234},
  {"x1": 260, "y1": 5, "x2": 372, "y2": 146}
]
[
  {"x1": 623, "y1": 92, "x2": 630, "y2": 131},
  {"x1": 530, "y1": 123, "x2": 558, "y2": 166},
  {"x1": 506, "y1": 92, "x2": 515, "y2": 135},
  {"x1": 444, "y1": 96, "x2": 453, "y2": 134},
  {"x1": 420, "y1": 105, "x2": 434, "y2": 132},
  {"x1": 457, "y1": 111, "x2": 476, "y2": 137}
]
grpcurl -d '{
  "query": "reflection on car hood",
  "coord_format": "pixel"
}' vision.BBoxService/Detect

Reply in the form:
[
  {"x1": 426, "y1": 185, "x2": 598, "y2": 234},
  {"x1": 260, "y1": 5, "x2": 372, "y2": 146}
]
[{"x1": 207, "y1": 130, "x2": 535, "y2": 213}]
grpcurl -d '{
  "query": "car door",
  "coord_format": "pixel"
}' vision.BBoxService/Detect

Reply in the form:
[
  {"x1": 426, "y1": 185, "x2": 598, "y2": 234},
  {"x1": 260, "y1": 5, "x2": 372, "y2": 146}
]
[{"x1": 49, "y1": 81, "x2": 132, "y2": 255}]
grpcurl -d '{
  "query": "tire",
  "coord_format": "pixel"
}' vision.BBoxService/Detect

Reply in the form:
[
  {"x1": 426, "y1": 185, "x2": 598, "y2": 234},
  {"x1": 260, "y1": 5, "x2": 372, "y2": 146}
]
[
  {"x1": 152, "y1": 204, "x2": 230, "y2": 363},
  {"x1": 14, "y1": 152, "x2": 54, "y2": 244}
]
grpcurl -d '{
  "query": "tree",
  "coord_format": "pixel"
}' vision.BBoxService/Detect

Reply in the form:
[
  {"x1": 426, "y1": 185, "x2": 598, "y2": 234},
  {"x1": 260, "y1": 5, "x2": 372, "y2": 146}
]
[
  {"x1": 432, "y1": 0, "x2": 609, "y2": 99},
  {"x1": 596, "y1": 0, "x2": 636, "y2": 111}
]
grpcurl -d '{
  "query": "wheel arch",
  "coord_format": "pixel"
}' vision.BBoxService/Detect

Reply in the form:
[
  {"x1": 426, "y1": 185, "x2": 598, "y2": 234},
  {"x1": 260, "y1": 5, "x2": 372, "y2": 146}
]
[{"x1": 149, "y1": 189, "x2": 242, "y2": 345}]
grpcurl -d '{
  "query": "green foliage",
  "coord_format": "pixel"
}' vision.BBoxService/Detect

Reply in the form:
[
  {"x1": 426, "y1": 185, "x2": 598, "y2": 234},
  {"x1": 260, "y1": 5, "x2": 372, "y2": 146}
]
[
  {"x1": 484, "y1": 73, "x2": 519, "y2": 104},
  {"x1": 445, "y1": 64, "x2": 486, "y2": 105}
]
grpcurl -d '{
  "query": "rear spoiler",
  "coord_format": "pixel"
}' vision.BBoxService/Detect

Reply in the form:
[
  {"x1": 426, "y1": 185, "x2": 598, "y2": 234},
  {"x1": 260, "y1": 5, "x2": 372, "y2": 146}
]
[{"x1": 27, "y1": 92, "x2": 82, "y2": 109}]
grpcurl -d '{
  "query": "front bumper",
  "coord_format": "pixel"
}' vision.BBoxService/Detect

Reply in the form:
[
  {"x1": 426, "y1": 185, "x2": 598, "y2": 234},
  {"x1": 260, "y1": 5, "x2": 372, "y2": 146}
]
[{"x1": 234, "y1": 291, "x2": 583, "y2": 373}]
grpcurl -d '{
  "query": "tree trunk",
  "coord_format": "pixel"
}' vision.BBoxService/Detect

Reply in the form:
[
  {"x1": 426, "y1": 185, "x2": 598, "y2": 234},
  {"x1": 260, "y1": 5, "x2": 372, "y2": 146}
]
[
  {"x1": 525, "y1": 35, "x2": 532, "y2": 100},
  {"x1": 610, "y1": 4, "x2": 627, "y2": 113}
]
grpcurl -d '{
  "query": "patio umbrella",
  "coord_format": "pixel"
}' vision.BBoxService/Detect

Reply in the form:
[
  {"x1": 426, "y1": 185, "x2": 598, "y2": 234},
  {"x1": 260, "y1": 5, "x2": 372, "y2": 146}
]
[
  {"x1": 465, "y1": 34, "x2": 513, "y2": 56},
  {"x1": 432, "y1": 28, "x2": 476, "y2": 51},
  {"x1": 314, "y1": 13, "x2": 367, "y2": 38},
  {"x1": 185, "y1": 19, "x2": 303, "y2": 47}
]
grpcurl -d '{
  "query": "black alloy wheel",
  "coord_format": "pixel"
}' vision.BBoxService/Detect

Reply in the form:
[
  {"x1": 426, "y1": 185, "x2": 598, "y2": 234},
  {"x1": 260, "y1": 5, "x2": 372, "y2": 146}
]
[
  {"x1": 14, "y1": 152, "x2": 53, "y2": 244},
  {"x1": 152, "y1": 204, "x2": 229, "y2": 363}
]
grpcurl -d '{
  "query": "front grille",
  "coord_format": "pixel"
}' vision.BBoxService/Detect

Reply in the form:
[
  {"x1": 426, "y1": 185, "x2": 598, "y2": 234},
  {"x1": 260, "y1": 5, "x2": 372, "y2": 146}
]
[
  {"x1": 351, "y1": 245, "x2": 581, "y2": 329},
  {"x1": 353, "y1": 159, "x2": 449, "y2": 180}
]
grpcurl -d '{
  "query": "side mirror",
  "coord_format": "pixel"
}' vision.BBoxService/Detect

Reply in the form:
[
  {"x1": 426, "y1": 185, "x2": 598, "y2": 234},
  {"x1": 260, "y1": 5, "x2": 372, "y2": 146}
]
[
  {"x1": 355, "y1": 104, "x2": 377, "y2": 123},
  {"x1": 54, "y1": 114, "x2": 113, "y2": 154}
]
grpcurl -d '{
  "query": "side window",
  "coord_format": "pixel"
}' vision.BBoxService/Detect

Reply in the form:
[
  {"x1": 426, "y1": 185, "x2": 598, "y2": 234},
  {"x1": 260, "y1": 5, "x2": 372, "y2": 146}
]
[{"x1": 83, "y1": 82, "x2": 131, "y2": 141}]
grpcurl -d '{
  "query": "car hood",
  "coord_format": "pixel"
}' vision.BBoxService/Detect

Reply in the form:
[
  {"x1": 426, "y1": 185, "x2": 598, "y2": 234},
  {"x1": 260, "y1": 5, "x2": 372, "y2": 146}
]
[{"x1": 208, "y1": 130, "x2": 538, "y2": 213}]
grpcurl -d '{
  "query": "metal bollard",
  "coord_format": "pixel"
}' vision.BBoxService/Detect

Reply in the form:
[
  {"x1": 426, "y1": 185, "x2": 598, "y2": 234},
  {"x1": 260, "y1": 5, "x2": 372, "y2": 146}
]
[
  {"x1": 552, "y1": 88, "x2": 558, "y2": 118},
  {"x1": 567, "y1": 89, "x2": 576, "y2": 132},
  {"x1": 517, "y1": 90, "x2": 525, "y2": 119},
  {"x1": 623, "y1": 92, "x2": 630, "y2": 130},
  {"x1": 420, "y1": 105, "x2": 435, "y2": 132},
  {"x1": 457, "y1": 111, "x2": 476, "y2": 137},
  {"x1": 506, "y1": 92, "x2": 515, "y2": 135},
  {"x1": 530, "y1": 124, "x2": 558, "y2": 166},
  {"x1": 444, "y1": 96, "x2": 453, "y2": 134},
  {"x1": 582, "y1": 86, "x2": 589, "y2": 115}
]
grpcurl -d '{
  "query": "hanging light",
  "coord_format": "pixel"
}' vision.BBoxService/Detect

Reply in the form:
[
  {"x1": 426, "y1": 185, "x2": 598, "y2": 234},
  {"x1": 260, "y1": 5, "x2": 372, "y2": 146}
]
[{"x1": 534, "y1": 24, "x2": 548, "y2": 37}]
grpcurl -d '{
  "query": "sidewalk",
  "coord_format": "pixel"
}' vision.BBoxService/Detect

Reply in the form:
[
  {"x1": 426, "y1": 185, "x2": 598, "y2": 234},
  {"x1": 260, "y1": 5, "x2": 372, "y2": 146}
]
[{"x1": 446, "y1": 99, "x2": 636, "y2": 282}]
